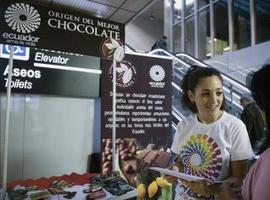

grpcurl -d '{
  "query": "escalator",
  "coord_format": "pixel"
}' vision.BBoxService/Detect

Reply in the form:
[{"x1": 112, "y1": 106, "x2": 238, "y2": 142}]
[{"x1": 125, "y1": 45, "x2": 251, "y2": 130}]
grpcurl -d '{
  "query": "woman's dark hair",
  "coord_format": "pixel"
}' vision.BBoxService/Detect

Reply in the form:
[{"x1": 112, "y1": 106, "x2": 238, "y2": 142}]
[
  {"x1": 181, "y1": 65, "x2": 226, "y2": 113},
  {"x1": 248, "y1": 64, "x2": 270, "y2": 154}
]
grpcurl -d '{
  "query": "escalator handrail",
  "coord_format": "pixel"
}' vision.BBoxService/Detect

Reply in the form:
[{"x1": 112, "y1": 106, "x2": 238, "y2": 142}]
[
  {"x1": 175, "y1": 52, "x2": 251, "y2": 94},
  {"x1": 126, "y1": 46, "x2": 251, "y2": 95},
  {"x1": 148, "y1": 48, "x2": 250, "y2": 94},
  {"x1": 148, "y1": 48, "x2": 249, "y2": 95},
  {"x1": 149, "y1": 48, "x2": 244, "y2": 114}
]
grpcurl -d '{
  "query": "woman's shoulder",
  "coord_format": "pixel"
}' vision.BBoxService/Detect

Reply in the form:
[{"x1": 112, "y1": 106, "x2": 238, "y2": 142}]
[{"x1": 220, "y1": 111, "x2": 245, "y2": 126}]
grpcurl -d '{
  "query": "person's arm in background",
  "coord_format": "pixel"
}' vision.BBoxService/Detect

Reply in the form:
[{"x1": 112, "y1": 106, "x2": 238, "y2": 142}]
[
  {"x1": 241, "y1": 108, "x2": 254, "y2": 137},
  {"x1": 254, "y1": 105, "x2": 267, "y2": 141}
]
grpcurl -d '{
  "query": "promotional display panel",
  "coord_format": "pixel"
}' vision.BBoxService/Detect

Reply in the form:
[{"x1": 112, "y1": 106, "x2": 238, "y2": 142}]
[
  {"x1": 101, "y1": 54, "x2": 172, "y2": 188},
  {"x1": 0, "y1": 1, "x2": 125, "y2": 57}
]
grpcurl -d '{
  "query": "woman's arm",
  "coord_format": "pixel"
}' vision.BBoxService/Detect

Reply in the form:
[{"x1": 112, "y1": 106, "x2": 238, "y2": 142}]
[
  {"x1": 218, "y1": 159, "x2": 249, "y2": 199},
  {"x1": 227, "y1": 159, "x2": 249, "y2": 187}
]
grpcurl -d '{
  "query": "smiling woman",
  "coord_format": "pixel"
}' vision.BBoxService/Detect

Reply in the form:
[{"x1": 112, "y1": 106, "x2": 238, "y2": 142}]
[
  {"x1": 188, "y1": 75, "x2": 224, "y2": 123},
  {"x1": 167, "y1": 65, "x2": 253, "y2": 200},
  {"x1": 181, "y1": 66, "x2": 226, "y2": 114}
]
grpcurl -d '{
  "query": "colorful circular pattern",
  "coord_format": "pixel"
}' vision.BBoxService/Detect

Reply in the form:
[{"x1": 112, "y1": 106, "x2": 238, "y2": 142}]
[{"x1": 180, "y1": 134, "x2": 222, "y2": 180}]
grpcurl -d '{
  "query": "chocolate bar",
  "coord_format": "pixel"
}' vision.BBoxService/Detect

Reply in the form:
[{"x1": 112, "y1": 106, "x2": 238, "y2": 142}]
[
  {"x1": 152, "y1": 151, "x2": 172, "y2": 168},
  {"x1": 137, "y1": 149, "x2": 150, "y2": 160},
  {"x1": 29, "y1": 191, "x2": 51, "y2": 200},
  {"x1": 86, "y1": 189, "x2": 106, "y2": 200},
  {"x1": 146, "y1": 144, "x2": 157, "y2": 150},
  {"x1": 143, "y1": 150, "x2": 159, "y2": 166}
]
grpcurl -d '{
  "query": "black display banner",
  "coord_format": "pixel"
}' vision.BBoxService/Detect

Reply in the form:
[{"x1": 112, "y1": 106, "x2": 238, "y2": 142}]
[
  {"x1": 0, "y1": 1, "x2": 125, "y2": 57},
  {"x1": 100, "y1": 54, "x2": 172, "y2": 184},
  {"x1": 0, "y1": 44, "x2": 100, "y2": 97},
  {"x1": 101, "y1": 54, "x2": 172, "y2": 141}
]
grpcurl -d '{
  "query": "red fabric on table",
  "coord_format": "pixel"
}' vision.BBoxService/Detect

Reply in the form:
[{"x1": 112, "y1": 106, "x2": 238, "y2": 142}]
[{"x1": 7, "y1": 173, "x2": 98, "y2": 189}]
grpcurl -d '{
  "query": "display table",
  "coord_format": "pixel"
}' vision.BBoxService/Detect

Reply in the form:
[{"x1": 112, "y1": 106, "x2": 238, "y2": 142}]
[
  {"x1": 6, "y1": 173, "x2": 136, "y2": 200},
  {"x1": 8, "y1": 173, "x2": 94, "y2": 189}
]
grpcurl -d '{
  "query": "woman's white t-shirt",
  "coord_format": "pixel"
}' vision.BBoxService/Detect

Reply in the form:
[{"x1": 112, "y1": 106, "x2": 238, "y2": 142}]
[{"x1": 171, "y1": 111, "x2": 253, "y2": 200}]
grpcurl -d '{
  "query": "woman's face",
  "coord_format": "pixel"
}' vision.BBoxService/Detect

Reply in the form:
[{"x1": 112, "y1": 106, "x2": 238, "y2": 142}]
[{"x1": 188, "y1": 75, "x2": 224, "y2": 115}]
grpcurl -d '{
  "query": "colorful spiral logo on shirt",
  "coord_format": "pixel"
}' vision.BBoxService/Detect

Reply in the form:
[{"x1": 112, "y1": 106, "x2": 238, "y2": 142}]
[
  {"x1": 5, "y1": 3, "x2": 41, "y2": 33},
  {"x1": 180, "y1": 134, "x2": 222, "y2": 180}
]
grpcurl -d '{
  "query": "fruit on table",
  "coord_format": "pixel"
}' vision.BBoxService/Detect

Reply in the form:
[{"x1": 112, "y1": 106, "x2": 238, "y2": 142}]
[
  {"x1": 137, "y1": 183, "x2": 146, "y2": 199},
  {"x1": 156, "y1": 177, "x2": 171, "y2": 188},
  {"x1": 148, "y1": 181, "x2": 158, "y2": 198}
]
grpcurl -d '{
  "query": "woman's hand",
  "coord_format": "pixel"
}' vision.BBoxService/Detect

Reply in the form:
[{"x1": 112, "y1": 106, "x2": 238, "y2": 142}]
[
  {"x1": 180, "y1": 179, "x2": 222, "y2": 196},
  {"x1": 164, "y1": 175, "x2": 178, "y2": 184},
  {"x1": 163, "y1": 165, "x2": 180, "y2": 184},
  {"x1": 219, "y1": 181, "x2": 241, "y2": 200},
  {"x1": 217, "y1": 160, "x2": 248, "y2": 199}
]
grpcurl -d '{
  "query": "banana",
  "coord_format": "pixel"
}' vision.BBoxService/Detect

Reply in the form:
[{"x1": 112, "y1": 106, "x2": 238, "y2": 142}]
[
  {"x1": 137, "y1": 183, "x2": 146, "y2": 199},
  {"x1": 148, "y1": 181, "x2": 158, "y2": 198},
  {"x1": 156, "y1": 177, "x2": 171, "y2": 188}
]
